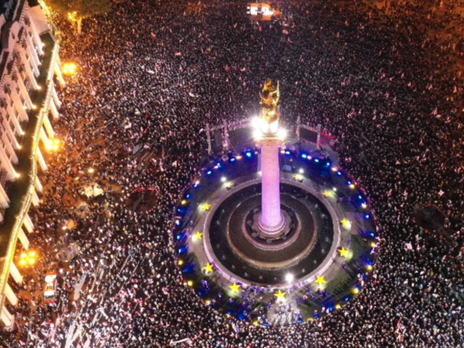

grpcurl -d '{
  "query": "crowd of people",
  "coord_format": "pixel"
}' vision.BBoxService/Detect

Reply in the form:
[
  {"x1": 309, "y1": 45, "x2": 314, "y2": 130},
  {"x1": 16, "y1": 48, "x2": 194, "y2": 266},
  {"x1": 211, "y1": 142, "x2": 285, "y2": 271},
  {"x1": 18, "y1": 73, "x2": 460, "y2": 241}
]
[{"x1": 2, "y1": 0, "x2": 464, "y2": 347}]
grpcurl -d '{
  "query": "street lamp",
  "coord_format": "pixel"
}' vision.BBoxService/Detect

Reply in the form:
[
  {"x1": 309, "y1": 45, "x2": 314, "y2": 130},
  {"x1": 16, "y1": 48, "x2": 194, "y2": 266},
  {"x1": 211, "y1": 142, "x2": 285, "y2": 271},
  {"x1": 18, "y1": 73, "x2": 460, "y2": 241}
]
[
  {"x1": 46, "y1": 138, "x2": 60, "y2": 152},
  {"x1": 62, "y1": 62, "x2": 77, "y2": 75},
  {"x1": 19, "y1": 250, "x2": 37, "y2": 266}
]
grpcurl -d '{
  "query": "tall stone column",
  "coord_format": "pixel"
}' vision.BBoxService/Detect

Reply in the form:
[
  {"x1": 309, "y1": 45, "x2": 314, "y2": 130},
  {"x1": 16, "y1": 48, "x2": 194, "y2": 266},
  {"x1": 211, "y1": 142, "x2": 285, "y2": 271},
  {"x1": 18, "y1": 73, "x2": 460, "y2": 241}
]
[
  {"x1": 254, "y1": 79, "x2": 284, "y2": 234},
  {"x1": 259, "y1": 138, "x2": 283, "y2": 233}
]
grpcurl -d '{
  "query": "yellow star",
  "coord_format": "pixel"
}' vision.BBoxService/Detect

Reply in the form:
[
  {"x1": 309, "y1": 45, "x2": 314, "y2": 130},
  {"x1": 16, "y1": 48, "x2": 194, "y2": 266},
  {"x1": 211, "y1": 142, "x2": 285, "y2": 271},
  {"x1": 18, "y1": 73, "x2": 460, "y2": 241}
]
[
  {"x1": 229, "y1": 282, "x2": 241, "y2": 293},
  {"x1": 341, "y1": 218, "x2": 351, "y2": 230},
  {"x1": 196, "y1": 231, "x2": 203, "y2": 240},
  {"x1": 203, "y1": 262, "x2": 214, "y2": 274},
  {"x1": 339, "y1": 247, "x2": 348, "y2": 257},
  {"x1": 274, "y1": 289, "x2": 286, "y2": 300},
  {"x1": 315, "y1": 275, "x2": 326, "y2": 285},
  {"x1": 204, "y1": 203, "x2": 211, "y2": 211}
]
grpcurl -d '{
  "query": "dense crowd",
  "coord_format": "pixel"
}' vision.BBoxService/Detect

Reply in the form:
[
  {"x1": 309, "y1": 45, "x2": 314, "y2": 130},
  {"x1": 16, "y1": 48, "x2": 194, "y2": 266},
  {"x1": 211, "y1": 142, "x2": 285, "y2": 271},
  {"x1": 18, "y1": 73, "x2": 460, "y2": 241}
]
[{"x1": 2, "y1": 0, "x2": 464, "y2": 347}]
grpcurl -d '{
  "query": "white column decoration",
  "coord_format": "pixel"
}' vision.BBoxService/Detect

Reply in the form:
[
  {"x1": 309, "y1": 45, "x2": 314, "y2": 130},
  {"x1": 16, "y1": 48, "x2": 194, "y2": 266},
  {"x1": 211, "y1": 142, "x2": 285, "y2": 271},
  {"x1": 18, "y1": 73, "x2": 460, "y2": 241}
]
[
  {"x1": 43, "y1": 114, "x2": 54, "y2": 139},
  {"x1": 23, "y1": 213, "x2": 34, "y2": 233},
  {"x1": 4, "y1": 284, "x2": 18, "y2": 306},
  {"x1": 0, "y1": 181, "x2": 10, "y2": 208},
  {"x1": 35, "y1": 175, "x2": 43, "y2": 193},
  {"x1": 9, "y1": 262, "x2": 23, "y2": 284},
  {"x1": 36, "y1": 147, "x2": 47, "y2": 172},
  {"x1": 50, "y1": 98, "x2": 59, "y2": 120},
  {"x1": 18, "y1": 228, "x2": 29, "y2": 249},
  {"x1": 0, "y1": 304, "x2": 14, "y2": 328}
]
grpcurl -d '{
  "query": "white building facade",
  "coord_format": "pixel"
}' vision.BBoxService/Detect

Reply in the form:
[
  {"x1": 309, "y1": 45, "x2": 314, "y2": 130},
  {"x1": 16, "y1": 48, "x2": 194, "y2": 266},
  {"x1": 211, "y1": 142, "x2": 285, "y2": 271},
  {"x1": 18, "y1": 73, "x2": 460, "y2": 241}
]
[{"x1": 0, "y1": 0, "x2": 64, "y2": 328}]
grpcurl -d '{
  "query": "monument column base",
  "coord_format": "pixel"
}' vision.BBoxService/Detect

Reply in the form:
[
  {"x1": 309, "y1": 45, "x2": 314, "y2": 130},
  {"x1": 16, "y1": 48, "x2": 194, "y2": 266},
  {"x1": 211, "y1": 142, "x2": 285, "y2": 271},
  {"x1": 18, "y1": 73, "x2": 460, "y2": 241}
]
[{"x1": 258, "y1": 212, "x2": 285, "y2": 235}]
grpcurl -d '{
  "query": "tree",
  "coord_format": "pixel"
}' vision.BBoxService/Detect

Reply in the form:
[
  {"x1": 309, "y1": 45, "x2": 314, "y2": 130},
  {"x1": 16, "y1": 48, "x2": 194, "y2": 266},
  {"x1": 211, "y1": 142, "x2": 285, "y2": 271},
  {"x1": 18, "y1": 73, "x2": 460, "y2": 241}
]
[{"x1": 45, "y1": 0, "x2": 111, "y2": 34}]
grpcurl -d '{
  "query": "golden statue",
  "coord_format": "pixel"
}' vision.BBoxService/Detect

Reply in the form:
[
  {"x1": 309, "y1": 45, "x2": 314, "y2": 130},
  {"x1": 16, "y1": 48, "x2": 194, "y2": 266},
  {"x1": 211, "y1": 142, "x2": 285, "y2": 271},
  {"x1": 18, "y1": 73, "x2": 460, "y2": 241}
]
[{"x1": 260, "y1": 79, "x2": 280, "y2": 124}]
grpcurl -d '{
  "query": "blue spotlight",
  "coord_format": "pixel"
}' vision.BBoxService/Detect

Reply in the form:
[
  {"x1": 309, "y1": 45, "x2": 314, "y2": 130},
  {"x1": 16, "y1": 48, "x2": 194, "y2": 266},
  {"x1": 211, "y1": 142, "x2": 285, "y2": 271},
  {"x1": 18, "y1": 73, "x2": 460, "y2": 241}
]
[{"x1": 182, "y1": 263, "x2": 195, "y2": 273}]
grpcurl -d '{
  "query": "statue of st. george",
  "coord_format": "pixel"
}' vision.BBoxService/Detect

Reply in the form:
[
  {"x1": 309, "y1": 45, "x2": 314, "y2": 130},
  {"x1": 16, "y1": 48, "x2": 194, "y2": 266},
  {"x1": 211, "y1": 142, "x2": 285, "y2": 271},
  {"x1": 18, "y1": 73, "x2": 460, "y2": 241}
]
[{"x1": 260, "y1": 79, "x2": 280, "y2": 124}]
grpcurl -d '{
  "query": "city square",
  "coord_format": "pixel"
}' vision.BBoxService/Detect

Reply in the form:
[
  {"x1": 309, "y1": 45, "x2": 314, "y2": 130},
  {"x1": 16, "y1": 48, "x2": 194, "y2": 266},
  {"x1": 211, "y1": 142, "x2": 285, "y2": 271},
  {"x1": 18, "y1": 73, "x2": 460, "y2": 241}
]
[{"x1": 0, "y1": 0, "x2": 462, "y2": 347}]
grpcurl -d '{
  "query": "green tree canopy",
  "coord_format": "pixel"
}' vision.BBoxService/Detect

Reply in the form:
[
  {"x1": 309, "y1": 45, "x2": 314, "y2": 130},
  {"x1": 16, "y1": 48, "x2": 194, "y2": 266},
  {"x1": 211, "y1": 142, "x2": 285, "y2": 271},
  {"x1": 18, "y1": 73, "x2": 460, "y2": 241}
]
[{"x1": 45, "y1": 0, "x2": 112, "y2": 33}]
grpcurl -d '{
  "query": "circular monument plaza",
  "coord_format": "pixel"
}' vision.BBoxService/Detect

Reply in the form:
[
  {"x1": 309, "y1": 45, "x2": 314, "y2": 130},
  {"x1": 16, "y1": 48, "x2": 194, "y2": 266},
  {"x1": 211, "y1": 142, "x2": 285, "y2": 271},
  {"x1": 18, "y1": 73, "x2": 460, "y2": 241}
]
[{"x1": 173, "y1": 130, "x2": 378, "y2": 324}]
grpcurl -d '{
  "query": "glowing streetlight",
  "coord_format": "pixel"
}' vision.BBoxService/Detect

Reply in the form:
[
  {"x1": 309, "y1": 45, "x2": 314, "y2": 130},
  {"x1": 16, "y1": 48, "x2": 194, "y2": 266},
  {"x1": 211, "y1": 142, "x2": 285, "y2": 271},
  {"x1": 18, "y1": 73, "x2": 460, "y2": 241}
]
[
  {"x1": 52, "y1": 139, "x2": 60, "y2": 151},
  {"x1": 45, "y1": 138, "x2": 60, "y2": 152},
  {"x1": 62, "y1": 62, "x2": 77, "y2": 75},
  {"x1": 68, "y1": 11, "x2": 78, "y2": 22},
  {"x1": 19, "y1": 250, "x2": 37, "y2": 266}
]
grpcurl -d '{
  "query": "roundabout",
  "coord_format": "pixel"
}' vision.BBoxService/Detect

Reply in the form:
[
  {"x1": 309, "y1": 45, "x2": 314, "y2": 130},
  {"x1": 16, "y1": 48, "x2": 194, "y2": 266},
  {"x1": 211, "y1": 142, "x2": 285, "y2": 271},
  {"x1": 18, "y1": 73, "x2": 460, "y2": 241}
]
[
  {"x1": 173, "y1": 144, "x2": 378, "y2": 323},
  {"x1": 172, "y1": 79, "x2": 378, "y2": 323}
]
